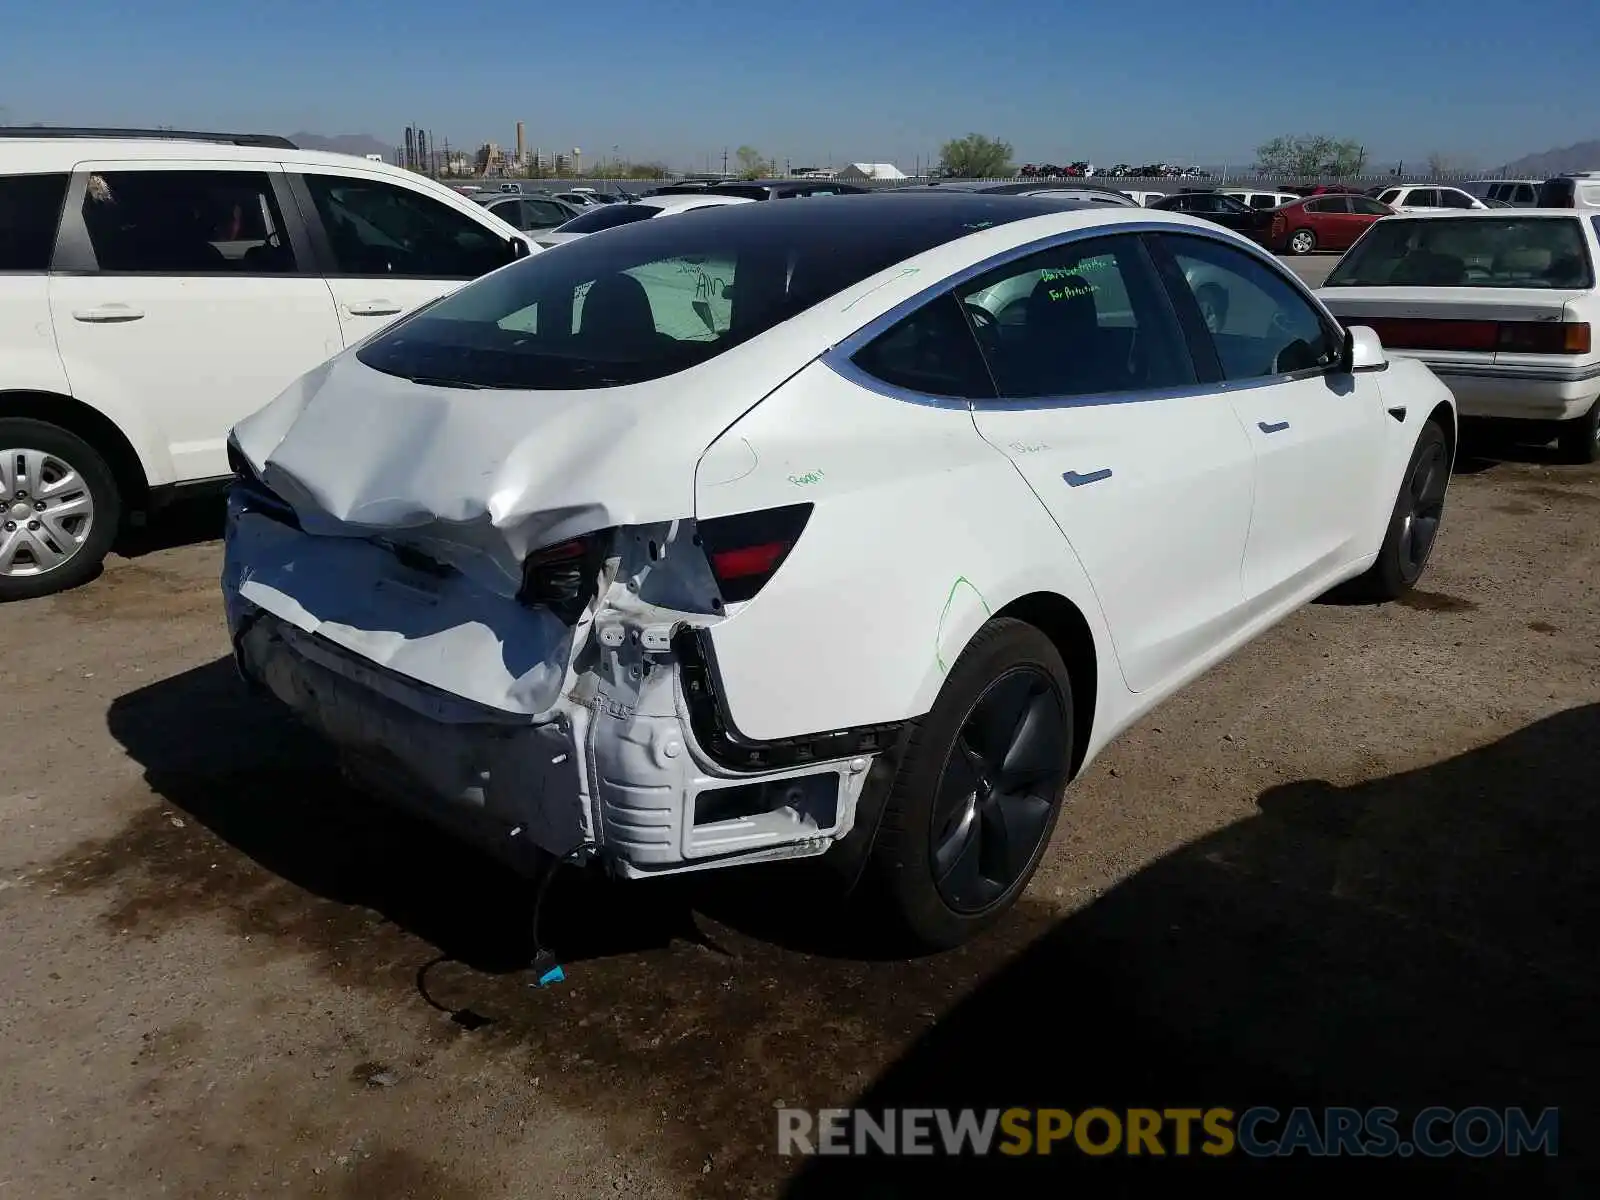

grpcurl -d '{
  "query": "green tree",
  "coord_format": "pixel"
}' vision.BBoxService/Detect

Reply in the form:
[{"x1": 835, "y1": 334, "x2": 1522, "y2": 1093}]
[
  {"x1": 1254, "y1": 134, "x2": 1367, "y2": 177},
  {"x1": 735, "y1": 145, "x2": 766, "y2": 179},
  {"x1": 938, "y1": 133, "x2": 1013, "y2": 179}
]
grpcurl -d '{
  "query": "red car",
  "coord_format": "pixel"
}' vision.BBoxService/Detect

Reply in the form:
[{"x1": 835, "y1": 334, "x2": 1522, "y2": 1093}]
[{"x1": 1267, "y1": 193, "x2": 1395, "y2": 255}]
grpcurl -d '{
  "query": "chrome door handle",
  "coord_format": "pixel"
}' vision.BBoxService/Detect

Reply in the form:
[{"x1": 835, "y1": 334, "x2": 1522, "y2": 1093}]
[
  {"x1": 1063, "y1": 468, "x2": 1112, "y2": 487},
  {"x1": 71, "y1": 304, "x2": 144, "y2": 323},
  {"x1": 1257, "y1": 420, "x2": 1290, "y2": 434},
  {"x1": 344, "y1": 302, "x2": 403, "y2": 317}
]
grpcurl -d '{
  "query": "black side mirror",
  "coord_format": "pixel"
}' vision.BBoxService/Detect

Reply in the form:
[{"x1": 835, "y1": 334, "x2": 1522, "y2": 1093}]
[{"x1": 509, "y1": 237, "x2": 531, "y2": 261}]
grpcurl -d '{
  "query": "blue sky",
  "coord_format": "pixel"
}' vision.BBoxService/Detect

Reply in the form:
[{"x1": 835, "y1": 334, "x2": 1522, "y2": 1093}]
[{"x1": 5, "y1": 0, "x2": 1594, "y2": 170}]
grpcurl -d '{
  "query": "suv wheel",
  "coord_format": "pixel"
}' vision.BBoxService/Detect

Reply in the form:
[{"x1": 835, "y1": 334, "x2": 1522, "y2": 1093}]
[
  {"x1": 866, "y1": 618, "x2": 1074, "y2": 951},
  {"x1": 0, "y1": 419, "x2": 122, "y2": 601}
]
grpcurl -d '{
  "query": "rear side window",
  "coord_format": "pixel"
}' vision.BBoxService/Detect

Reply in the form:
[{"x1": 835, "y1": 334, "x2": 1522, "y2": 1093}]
[
  {"x1": 81, "y1": 170, "x2": 296, "y2": 273},
  {"x1": 850, "y1": 293, "x2": 994, "y2": 397},
  {"x1": 1537, "y1": 178, "x2": 1576, "y2": 207},
  {"x1": 0, "y1": 173, "x2": 69, "y2": 271},
  {"x1": 1325, "y1": 217, "x2": 1594, "y2": 289},
  {"x1": 557, "y1": 204, "x2": 658, "y2": 234},
  {"x1": 1379, "y1": 189, "x2": 1400, "y2": 204},
  {"x1": 957, "y1": 235, "x2": 1195, "y2": 398},
  {"x1": 1439, "y1": 189, "x2": 1477, "y2": 209}
]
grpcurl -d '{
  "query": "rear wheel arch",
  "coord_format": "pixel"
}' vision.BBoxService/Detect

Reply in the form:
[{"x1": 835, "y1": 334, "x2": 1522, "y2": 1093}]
[
  {"x1": 990, "y1": 591, "x2": 1098, "y2": 780},
  {"x1": 0, "y1": 390, "x2": 150, "y2": 519}
]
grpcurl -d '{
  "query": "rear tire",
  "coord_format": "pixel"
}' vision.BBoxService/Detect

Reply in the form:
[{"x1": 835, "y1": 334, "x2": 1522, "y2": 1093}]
[
  {"x1": 865, "y1": 618, "x2": 1074, "y2": 952},
  {"x1": 1556, "y1": 398, "x2": 1600, "y2": 464},
  {"x1": 1288, "y1": 228, "x2": 1317, "y2": 255},
  {"x1": 1343, "y1": 419, "x2": 1449, "y2": 602},
  {"x1": 0, "y1": 419, "x2": 121, "y2": 602}
]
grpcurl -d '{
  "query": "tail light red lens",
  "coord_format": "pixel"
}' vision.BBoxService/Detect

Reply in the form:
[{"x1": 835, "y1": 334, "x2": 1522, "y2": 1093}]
[
  {"x1": 1361, "y1": 318, "x2": 1591, "y2": 355},
  {"x1": 697, "y1": 503, "x2": 812, "y2": 605},
  {"x1": 519, "y1": 534, "x2": 606, "y2": 623},
  {"x1": 1497, "y1": 321, "x2": 1590, "y2": 354}
]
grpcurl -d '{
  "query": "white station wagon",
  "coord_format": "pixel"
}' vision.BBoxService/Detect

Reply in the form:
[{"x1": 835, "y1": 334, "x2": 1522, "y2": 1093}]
[{"x1": 222, "y1": 194, "x2": 1456, "y2": 949}]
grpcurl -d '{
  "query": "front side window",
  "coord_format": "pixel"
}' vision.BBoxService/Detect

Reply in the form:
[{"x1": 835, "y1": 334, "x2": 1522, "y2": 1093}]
[
  {"x1": 1439, "y1": 188, "x2": 1477, "y2": 209},
  {"x1": 850, "y1": 293, "x2": 994, "y2": 397},
  {"x1": 523, "y1": 199, "x2": 572, "y2": 227},
  {"x1": 956, "y1": 235, "x2": 1195, "y2": 398},
  {"x1": 1325, "y1": 217, "x2": 1594, "y2": 289},
  {"x1": 0, "y1": 173, "x2": 69, "y2": 271},
  {"x1": 301, "y1": 173, "x2": 509, "y2": 278},
  {"x1": 1159, "y1": 234, "x2": 1340, "y2": 379},
  {"x1": 81, "y1": 170, "x2": 295, "y2": 273}
]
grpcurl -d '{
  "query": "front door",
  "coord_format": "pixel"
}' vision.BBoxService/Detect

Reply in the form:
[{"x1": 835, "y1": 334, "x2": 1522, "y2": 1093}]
[
  {"x1": 962, "y1": 233, "x2": 1256, "y2": 693},
  {"x1": 48, "y1": 162, "x2": 344, "y2": 481},
  {"x1": 1155, "y1": 232, "x2": 1385, "y2": 606},
  {"x1": 291, "y1": 169, "x2": 521, "y2": 347}
]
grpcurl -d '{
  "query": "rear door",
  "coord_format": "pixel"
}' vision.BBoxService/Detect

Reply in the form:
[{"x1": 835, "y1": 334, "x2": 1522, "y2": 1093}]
[
  {"x1": 963, "y1": 232, "x2": 1256, "y2": 693},
  {"x1": 0, "y1": 172, "x2": 72, "y2": 399},
  {"x1": 287, "y1": 167, "x2": 522, "y2": 346},
  {"x1": 48, "y1": 160, "x2": 342, "y2": 482},
  {"x1": 1154, "y1": 232, "x2": 1385, "y2": 605}
]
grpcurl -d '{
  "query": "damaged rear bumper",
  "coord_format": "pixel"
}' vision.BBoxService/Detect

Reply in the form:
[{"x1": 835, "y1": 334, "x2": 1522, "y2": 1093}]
[{"x1": 231, "y1": 605, "x2": 877, "y2": 878}]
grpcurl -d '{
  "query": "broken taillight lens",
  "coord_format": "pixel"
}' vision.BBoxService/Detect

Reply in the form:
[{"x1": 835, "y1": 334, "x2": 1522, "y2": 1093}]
[
  {"x1": 697, "y1": 503, "x2": 812, "y2": 605},
  {"x1": 519, "y1": 534, "x2": 606, "y2": 623}
]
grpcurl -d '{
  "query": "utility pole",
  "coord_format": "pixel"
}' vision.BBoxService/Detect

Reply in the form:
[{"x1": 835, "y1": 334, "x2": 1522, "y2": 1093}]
[{"x1": 722, "y1": 146, "x2": 728, "y2": 177}]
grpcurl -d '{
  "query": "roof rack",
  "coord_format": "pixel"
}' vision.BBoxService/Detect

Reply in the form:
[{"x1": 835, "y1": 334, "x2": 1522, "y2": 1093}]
[{"x1": 0, "y1": 126, "x2": 297, "y2": 149}]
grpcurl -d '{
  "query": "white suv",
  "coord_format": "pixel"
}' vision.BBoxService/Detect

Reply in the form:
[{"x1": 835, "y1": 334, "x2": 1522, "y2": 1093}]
[
  {"x1": 0, "y1": 127, "x2": 536, "y2": 600},
  {"x1": 1373, "y1": 184, "x2": 1487, "y2": 213}
]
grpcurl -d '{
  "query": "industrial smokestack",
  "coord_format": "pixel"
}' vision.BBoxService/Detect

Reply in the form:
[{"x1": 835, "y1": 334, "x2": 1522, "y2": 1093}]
[{"x1": 516, "y1": 121, "x2": 526, "y2": 165}]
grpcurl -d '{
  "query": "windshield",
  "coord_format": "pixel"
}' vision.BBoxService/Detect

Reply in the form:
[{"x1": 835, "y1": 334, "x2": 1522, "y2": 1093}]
[
  {"x1": 555, "y1": 204, "x2": 659, "y2": 234},
  {"x1": 1325, "y1": 217, "x2": 1594, "y2": 289},
  {"x1": 357, "y1": 194, "x2": 1049, "y2": 390}
]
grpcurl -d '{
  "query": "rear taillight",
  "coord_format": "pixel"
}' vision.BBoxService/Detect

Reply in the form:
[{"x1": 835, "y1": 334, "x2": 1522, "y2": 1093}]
[
  {"x1": 519, "y1": 534, "x2": 606, "y2": 622},
  {"x1": 1497, "y1": 321, "x2": 1590, "y2": 354},
  {"x1": 697, "y1": 503, "x2": 812, "y2": 605},
  {"x1": 1361, "y1": 317, "x2": 1591, "y2": 355}
]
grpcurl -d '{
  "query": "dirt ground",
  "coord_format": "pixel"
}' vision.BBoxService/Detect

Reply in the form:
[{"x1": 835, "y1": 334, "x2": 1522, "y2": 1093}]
[{"x1": 1, "y1": 431, "x2": 1596, "y2": 1198}]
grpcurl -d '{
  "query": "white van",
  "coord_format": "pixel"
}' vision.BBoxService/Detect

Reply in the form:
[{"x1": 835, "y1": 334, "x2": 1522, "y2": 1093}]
[{"x1": 0, "y1": 127, "x2": 538, "y2": 599}]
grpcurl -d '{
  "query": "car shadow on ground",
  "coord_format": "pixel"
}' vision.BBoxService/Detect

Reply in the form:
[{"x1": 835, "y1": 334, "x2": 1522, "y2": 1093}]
[
  {"x1": 115, "y1": 494, "x2": 226, "y2": 558},
  {"x1": 782, "y1": 702, "x2": 1599, "y2": 1196},
  {"x1": 100, "y1": 657, "x2": 881, "y2": 975},
  {"x1": 103, "y1": 664, "x2": 1597, "y2": 1193},
  {"x1": 1452, "y1": 421, "x2": 1576, "y2": 475}
]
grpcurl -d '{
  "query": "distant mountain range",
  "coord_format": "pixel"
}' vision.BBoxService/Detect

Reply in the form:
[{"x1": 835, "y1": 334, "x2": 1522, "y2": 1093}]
[
  {"x1": 287, "y1": 132, "x2": 394, "y2": 160},
  {"x1": 1502, "y1": 139, "x2": 1600, "y2": 178}
]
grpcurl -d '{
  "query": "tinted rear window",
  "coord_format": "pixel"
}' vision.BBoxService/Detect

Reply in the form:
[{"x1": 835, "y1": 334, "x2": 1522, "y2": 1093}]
[
  {"x1": 357, "y1": 194, "x2": 1048, "y2": 390},
  {"x1": 0, "y1": 173, "x2": 70, "y2": 271},
  {"x1": 556, "y1": 204, "x2": 659, "y2": 234},
  {"x1": 1325, "y1": 217, "x2": 1594, "y2": 289},
  {"x1": 1537, "y1": 178, "x2": 1576, "y2": 207}
]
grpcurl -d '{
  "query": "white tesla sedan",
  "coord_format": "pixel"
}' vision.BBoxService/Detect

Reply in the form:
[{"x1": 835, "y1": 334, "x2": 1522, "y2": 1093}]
[{"x1": 221, "y1": 194, "x2": 1456, "y2": 950}]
